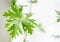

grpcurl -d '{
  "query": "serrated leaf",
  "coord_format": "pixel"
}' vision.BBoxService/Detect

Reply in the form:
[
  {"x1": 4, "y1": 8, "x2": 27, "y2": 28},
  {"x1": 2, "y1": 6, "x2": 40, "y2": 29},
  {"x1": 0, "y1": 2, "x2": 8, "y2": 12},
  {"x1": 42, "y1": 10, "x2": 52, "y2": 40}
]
[
  {"x1": 28, "y1": 19, "x2": 37, "y2": 25},
  {"x1": 3, "y1": 11, "x2": 9, "y2": 17},
  {"x1": 22, "y1": 19, "x2": 35, "y2": 34},
  {"x1": 3, "y1": 4, "x2": 43, "y2": 38},
  {"x1": 19, "y1": 6, "x2": 23, "y2": 13},
  {"x1": 11, "y1": 4, "x2": 18, "y2": 14},
  {"x1": 28, "y1": 27, "x2": 33, "y2": 34}
]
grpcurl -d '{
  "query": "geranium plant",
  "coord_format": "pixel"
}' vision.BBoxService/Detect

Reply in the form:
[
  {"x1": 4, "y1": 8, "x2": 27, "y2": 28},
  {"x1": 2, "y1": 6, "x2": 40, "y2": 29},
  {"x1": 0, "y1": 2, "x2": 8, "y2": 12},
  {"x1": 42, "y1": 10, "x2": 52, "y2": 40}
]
[{"x1": 3, "y1": 0, "x2": 44, "y2": 42}]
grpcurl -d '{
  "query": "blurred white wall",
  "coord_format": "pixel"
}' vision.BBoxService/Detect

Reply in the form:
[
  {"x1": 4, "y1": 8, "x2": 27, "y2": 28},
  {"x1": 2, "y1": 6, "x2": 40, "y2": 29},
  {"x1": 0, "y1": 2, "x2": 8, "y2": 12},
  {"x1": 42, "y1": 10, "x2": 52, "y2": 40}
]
[
  {"x1": 0, "y1": 0, "x2": 60, "y2": 42},
  {"x1": 0, "y1": 0, "x2": 11, "y2": 42}
]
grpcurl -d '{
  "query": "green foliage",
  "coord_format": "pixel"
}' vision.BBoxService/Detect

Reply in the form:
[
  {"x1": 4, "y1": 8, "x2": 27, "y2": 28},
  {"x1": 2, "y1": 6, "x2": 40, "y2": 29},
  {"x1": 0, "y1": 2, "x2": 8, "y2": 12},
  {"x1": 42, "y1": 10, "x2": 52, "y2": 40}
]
[
  {"x1": 3, "y1": 0, "x2": 44, "y2": 39},
  {"x1": 3, "y1": 4, "x2": 42, "y2": 38},
  {"x1": 55, "y1": 10, "x2": 60, "y2": 22},
  {"x1": 12, "y1": 0, "x2": 17, "y2": 5},
  {"x1": 30, "y1": 0, "x2": 38, "y2": 3},
  {"x1": 3, "y1": 4, "x2": 23, "y2": 38}
]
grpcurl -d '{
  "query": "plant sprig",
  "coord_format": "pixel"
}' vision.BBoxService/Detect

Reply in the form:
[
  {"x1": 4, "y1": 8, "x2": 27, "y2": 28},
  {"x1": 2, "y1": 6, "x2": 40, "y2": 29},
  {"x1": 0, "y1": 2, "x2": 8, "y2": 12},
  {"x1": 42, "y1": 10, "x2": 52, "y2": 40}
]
[{"x1": 3, "y1": 0, "x2": 44, "y2": 39}]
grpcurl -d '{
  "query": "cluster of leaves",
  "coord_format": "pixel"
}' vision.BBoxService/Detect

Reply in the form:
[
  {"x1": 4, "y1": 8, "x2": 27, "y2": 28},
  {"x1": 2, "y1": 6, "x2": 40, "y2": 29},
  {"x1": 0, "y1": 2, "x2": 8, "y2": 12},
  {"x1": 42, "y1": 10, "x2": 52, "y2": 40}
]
[
  {"x1": 3, "y1": 4, "x2": 40, "y2": 38},
  {"x1": 56, "y1": 10, "x2": 60, "y2": 22}
]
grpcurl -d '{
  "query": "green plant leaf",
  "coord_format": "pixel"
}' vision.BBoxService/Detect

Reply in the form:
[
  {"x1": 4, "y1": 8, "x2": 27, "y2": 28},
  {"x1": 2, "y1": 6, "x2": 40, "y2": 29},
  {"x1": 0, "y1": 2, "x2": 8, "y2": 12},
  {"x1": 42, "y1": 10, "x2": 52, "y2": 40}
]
[
  {"x1": 3, "y1": 4, "x2": 43, "y2": 38},
  {"x1": 12, "y1": 0, "x2": 17, "y2": 5},
  {"x1": 55, "y1": 10, "x2": 60, "y2": 22}
]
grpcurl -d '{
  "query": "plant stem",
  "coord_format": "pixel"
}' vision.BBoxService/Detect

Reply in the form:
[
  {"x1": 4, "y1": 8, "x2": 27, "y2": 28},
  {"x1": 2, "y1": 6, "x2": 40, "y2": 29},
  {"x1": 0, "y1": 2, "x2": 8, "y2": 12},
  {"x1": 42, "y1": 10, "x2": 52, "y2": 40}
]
[
  {"x1": 23, "y1": 31, "x2": 27, "y2": 42},
  {"x1": 23, "y1": 37, "x2": 26, "y2": 42}
]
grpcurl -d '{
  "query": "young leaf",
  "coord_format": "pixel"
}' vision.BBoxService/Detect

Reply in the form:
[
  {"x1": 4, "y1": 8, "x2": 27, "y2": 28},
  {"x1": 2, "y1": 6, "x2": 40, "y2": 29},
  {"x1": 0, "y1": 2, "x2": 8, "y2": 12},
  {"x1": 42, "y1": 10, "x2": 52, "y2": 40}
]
[{"x1": 3, "y1": 4, "x2": 43, "y2": 38}]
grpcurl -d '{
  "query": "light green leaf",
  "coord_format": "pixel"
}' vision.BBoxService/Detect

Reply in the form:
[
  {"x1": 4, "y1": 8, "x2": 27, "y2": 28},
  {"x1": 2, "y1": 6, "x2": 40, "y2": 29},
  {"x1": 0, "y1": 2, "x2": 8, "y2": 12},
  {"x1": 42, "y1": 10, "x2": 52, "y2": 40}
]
[{"x1": 3, "y1": 4, "x2": 43, "y2": 38}]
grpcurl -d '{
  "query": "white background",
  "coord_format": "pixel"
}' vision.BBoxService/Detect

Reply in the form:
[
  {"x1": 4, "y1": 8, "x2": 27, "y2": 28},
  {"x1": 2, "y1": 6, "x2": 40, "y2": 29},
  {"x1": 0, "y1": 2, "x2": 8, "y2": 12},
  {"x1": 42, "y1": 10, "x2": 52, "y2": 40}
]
[{"x1": 0, "y1": 0, "x2": 60, "y2": 42}]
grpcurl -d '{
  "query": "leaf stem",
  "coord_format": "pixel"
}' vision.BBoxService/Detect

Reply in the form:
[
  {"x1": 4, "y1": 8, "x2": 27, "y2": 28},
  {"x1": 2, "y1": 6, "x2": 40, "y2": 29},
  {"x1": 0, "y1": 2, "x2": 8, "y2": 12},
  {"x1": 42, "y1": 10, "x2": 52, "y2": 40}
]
[{"x1": 23, "y1": 31, "x2": 27, "y2": 42}]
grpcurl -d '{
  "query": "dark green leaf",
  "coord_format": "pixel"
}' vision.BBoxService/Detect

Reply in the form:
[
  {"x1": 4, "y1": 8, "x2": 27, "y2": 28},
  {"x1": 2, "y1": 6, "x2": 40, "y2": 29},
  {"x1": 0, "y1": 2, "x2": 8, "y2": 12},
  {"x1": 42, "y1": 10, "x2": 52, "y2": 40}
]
[{"x1": 12, "y1": 0, "x2": 17, "y2": 5}]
